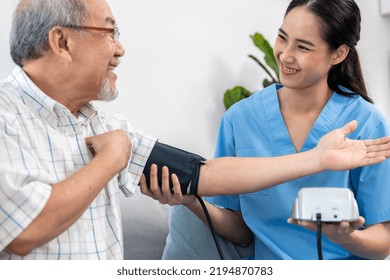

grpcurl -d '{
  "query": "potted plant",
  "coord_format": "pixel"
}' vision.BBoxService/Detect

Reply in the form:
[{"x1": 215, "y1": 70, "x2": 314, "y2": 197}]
[{"x1": 223, "y1": 33, "x2": 280, "y2": 110}]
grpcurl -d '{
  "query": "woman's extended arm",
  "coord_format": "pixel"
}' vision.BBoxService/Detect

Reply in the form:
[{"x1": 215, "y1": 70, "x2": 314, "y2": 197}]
[
  {"x1": 196, "y1": 120, "x2": 390, "y2": 196},
  {"x1": 140, "y1": 121, "x2": 390, "y2": 245},
  {"x1": 142, "y1": 120, "x2": 390, "y2": 198}
]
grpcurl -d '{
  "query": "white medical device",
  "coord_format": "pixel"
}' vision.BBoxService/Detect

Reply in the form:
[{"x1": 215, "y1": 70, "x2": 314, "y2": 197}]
[{"x1": 290, "y1": 187, "x2": 359, "y2": 222}]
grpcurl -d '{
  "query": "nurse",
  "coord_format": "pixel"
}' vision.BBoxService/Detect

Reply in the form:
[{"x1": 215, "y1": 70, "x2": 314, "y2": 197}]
[{"x1": 142, "y1": 0, "x2": 390, "y2": 260}]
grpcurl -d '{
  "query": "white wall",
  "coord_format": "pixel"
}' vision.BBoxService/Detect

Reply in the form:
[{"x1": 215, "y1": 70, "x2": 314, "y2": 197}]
[
  {"x1": 380, "y1": 0, "x2": 390, "y2": 15},
  {"x1": 0, "y1": 1, "x2": 15, "y2": 79},
  {"x1": 102, "y1": 0, "x2": 289, "y2": 158},
  {"x1": 1, "y1": 0, "x2": 389, "y2": 158},
  {"x1": 358, "y1": 0, "x2": 390, "y2": 124}
]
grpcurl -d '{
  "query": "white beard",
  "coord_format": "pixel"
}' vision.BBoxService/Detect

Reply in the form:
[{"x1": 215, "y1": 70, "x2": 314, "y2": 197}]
[{"x1": 98, "y1": 77, "x2": 118, "y2": 101}]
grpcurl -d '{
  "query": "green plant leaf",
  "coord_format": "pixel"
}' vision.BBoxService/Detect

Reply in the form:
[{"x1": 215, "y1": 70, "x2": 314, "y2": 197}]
[
  {"x1": 248, "y1": 54, "x2": 278, "y2": 84},
  {"x1": 263, "y1": 78, "x2": 274, "y2": 88},
  {"x1": 222, "y1": 33, "x2": 279, "y2": 111},
  {"x1": 251, "y1": 33, "x2": 279, "y2": 80},
  {"x1": 223, "y1": 86, "x2": 252, "y2": 110}
]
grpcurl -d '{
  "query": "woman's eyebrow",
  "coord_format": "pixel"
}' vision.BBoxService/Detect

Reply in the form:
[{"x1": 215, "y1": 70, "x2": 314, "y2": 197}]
[{"x1": 278, "y1": 28, "x2": 316, "y2": 47}]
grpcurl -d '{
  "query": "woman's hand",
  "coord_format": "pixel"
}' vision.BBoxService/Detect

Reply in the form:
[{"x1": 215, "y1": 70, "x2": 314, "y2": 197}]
[
  {"x1": 316, "y1": 120, "x2": 390, "y2": 171},
  {"x1": 288, "y1": 216, "x2": 367, "y2": 253},
  {"x1": 139, "y1": 164, "x2": 196, "y2": 206},
  {"x1": 288, "y1": 216, "x2": 365, "y2": 238}
]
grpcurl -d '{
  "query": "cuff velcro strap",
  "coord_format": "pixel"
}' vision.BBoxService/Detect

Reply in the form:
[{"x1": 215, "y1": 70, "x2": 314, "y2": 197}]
[{"x1": 143, "y1": 142, "x2": 206, "y2": 195}]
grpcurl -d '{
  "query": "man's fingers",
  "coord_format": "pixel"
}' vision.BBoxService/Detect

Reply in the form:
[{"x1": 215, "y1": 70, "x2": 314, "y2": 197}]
[{"x1": 85, "y1": 137, "x2": 92, "y2": 145}]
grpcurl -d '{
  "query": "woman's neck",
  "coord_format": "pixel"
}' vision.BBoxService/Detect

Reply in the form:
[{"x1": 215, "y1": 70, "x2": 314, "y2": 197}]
[{"x1": 277, "y1": 83, "x2": 333, "y2": 115}]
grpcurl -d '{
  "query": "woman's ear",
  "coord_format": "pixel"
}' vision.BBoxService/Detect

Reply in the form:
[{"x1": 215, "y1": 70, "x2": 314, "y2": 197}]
[
  {"x1": 47, "y1": 27, "x2": 72, "y2": 61},
  {"x1": 332, "y1": 44, "x2": 350, "y2": 65}
]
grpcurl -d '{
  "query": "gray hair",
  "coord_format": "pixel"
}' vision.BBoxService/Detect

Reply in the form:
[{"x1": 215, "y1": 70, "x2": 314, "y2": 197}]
[{"x1": 10, "y1": 0, "x2": 89, "y2": 66}]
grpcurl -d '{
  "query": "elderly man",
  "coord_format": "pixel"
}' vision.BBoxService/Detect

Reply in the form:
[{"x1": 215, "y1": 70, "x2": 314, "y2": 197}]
[
  {"x1": 1, "y1": 0, "x2": 390, "y2": 260},
  {"x1": 0, "y1": 0, "x2": 157, "y2": 260}
]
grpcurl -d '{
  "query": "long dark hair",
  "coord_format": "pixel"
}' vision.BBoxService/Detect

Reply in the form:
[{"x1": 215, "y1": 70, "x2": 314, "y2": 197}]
[{"x1": 285, "y1": 0, "x2": 373, "y2": 103}]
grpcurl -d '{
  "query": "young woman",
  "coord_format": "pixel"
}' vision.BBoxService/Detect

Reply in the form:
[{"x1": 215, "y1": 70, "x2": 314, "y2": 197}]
[{"x1": 141, "y1": 0, "x2": 390, "y2": 260}]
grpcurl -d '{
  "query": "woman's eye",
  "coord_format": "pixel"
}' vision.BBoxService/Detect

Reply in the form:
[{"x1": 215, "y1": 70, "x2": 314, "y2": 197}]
[
  {"x1": 278, "y1": 34, "x2": 287, "y2": 41},
  {"x1": 298, "y1": 45, "x2": 310, "y2": 51}
]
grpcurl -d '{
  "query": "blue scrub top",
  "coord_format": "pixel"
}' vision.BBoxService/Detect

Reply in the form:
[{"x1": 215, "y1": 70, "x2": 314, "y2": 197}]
[{"x1": 207, "y1": 84, "x2": 390, "y2": 260}]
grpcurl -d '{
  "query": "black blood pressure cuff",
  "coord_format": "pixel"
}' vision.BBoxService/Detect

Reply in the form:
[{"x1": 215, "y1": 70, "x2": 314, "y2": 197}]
[{"x1": 143, "y1": 142, "x2": 207, "y2": 195}]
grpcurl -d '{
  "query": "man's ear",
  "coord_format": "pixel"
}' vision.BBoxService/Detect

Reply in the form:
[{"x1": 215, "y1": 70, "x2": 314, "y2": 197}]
[
  {"x1": 332, "y1": 44, "x2": 350, "y2": 65},
  {"x1": 47, "y1": 27, "x2": 72, "y2": 61}
]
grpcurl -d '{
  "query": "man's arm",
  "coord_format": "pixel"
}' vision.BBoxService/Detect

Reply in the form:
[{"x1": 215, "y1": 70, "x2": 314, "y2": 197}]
[{"x1": 6, "y1": 130, "x2": 131, "y2": 256}]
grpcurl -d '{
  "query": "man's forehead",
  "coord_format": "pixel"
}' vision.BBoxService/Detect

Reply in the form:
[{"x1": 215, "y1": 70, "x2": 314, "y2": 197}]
[{"x1": 85, "y1": 0, "x2": 116, "y2": 26}]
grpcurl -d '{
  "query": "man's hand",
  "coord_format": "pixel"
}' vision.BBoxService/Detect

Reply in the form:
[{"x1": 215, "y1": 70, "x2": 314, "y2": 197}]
[
  {"x1": 316, "y1": 120, "x2": 390, "y2": 170},
  {"x1": 6, "y1": 130, "x2": 132, "y2": 256},
  {"x1": 85, "y1": 130, "x2": 132, "y2": 171}
]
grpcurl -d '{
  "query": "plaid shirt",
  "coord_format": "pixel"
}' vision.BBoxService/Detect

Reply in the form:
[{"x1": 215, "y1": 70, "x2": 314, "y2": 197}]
[{"x1": 0, "y1": 66, "x2": 157, "y2": 259}]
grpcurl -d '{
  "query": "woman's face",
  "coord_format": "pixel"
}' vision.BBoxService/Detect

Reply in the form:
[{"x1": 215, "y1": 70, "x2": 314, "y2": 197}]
[{"x1": 273, "y1": 6, "x2": 339, "y2": 92}]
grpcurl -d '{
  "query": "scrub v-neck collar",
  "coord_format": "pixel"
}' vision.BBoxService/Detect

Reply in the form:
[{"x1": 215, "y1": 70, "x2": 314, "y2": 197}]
[{"x1": 262, "y1": 84, "x2": 347, "y2": 154}]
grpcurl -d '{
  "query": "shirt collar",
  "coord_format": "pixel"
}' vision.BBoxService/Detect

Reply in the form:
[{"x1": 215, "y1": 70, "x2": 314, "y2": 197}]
[{"x1": 7, "y1": 66, "x2": 99, "y2": 127}]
